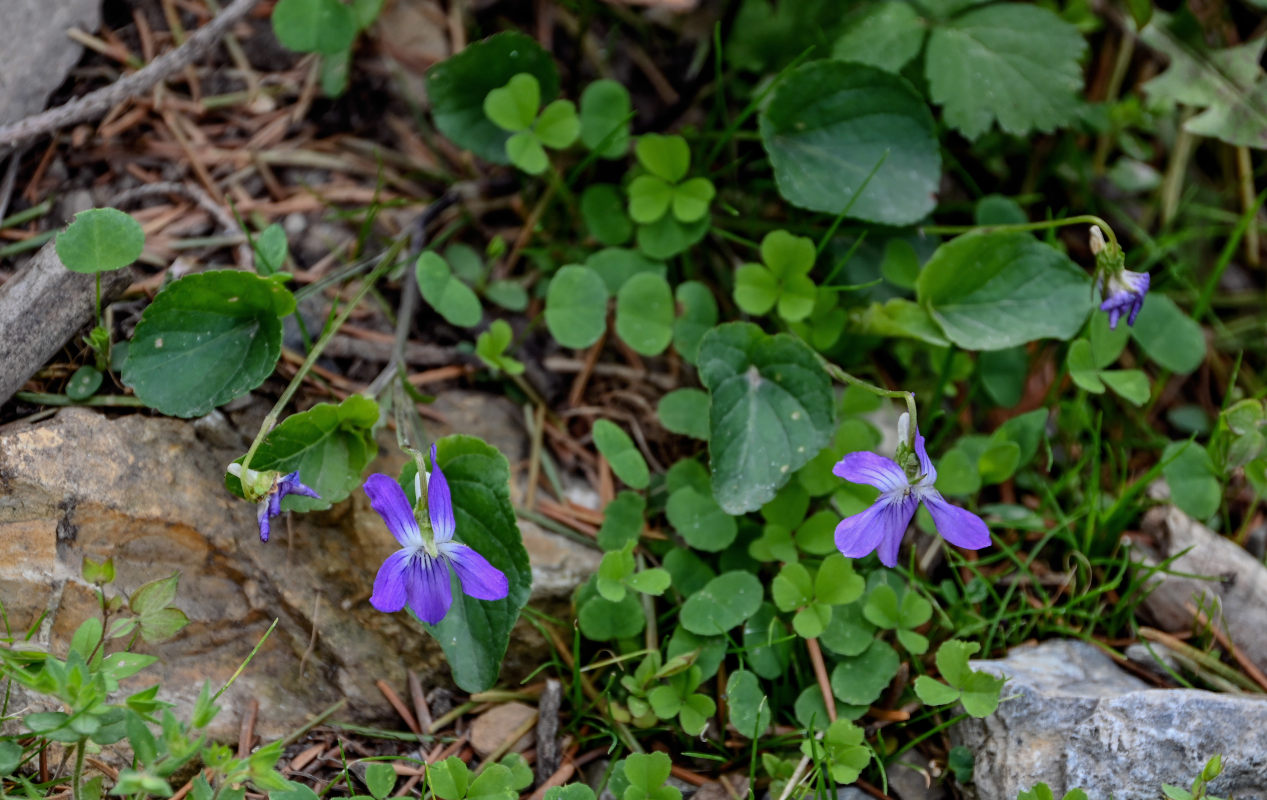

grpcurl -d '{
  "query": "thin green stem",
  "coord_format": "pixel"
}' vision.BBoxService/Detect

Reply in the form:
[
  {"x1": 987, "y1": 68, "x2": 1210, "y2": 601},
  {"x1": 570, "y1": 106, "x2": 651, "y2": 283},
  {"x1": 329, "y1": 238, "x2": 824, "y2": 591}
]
[
  {"x1": 15, "y1": 391, "x2": 145, "y2": 407},
  {"x1": 817, "y1": 357, "x2": 917, "y2": 445},
  {"x1": 94, "y1": 274, "x2": 102, "y2": 329},
  {"x1": 240, "y1": 237, "x2": 409, "y2": 477},
  {"x1": 920, "y1": 214, "x2": 1120, "y2": 251},
  {"x1": 72, "y1": 742, "x2": 85, "y2": 800}
]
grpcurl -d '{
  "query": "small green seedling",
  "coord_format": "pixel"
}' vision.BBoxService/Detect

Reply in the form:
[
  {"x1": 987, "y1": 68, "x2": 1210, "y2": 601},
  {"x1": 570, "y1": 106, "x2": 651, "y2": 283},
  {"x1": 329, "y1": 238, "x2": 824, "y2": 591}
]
[
  {"x1": 475, "y1": 320, "x2": 525, "y2": 375},
  {"x1": 1017, "y1": 784, "x2": 1088, "y2": 800},
  {"x1": 253, "y1": 224, "x2": 289, "y2": 277},
  {"x1": 1163, "y1": 754, "x2": 1226, "y2": 800},
  {"x1": 800, "y1": 719, "x2": 871, "y2": 784},
  {"x1": 596, "y1": 541, "x2": 671, "y2": 602},
  {"x1": 484, "y1": 73, "x2": 580, "y2": 174}
]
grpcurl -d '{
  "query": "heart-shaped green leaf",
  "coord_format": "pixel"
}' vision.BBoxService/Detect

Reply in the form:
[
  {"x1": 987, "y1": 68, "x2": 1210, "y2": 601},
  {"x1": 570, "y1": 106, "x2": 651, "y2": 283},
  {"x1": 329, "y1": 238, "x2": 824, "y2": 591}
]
[
  {"x1": 416, "y1": 252, "x2": 482, "y2": 327},
  {"x1": 698, "y1": 323, "x2": 835, "y2": 514},
  {"x1": 579, "y1": 79, "x2": 632, "y2": 158},
  {"x1": 680, "y1": 571, "x2": 764, "y2": 635},
  {"x1": 635, "y1": 134, "x2": 690, "y2": 183},
  {"x1": 427, "y1": 32, "x2": 559, "y2": 164},
  {"x1": 123, "y1": 271, "x2": 294, "y2": 417},
  {"x1": 545, "y1": 265, "x2": 609, "y2": 348},
  {"x1": 917, "y1": 232, "x2": 1093, "y2": 350},
  {"x1": 592, "y1": 419, "x2": 650, "y2": 489},
  {"x1": 535, "y1": 100, "x2": 580, "y2": 149},
  {"x1": 615, "y1": 272, "x2": 674, "y2": 355},
  {"x1": 760, "y1": 61, "x2": 940, "y2": 225},
  {"x1": 226, "y1": 395, "x2": 379, "y2": 511},
  {"x1": 483, "y1": 73, "x2": 539, "y2": 132},
  {"x1": 56, "y1": 208, "x2": 144, "y2": 273},
  {"x1": 271, "y1": 0, "x2": 358, "y2": 54}
]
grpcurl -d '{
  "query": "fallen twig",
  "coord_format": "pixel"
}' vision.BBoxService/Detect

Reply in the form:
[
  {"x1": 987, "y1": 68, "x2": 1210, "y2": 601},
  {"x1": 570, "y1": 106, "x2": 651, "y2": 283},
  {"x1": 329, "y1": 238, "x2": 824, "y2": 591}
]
[{"x1": 0, "y1": 0, "x2": 262, "y2": 151}]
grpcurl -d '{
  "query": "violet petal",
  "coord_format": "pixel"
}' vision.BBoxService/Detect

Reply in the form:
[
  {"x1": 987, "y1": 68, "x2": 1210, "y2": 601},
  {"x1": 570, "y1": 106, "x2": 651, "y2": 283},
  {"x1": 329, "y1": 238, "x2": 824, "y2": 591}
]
[
  {"x1": 428, "y1": 443, "x2": 456, "y2": 544},
  {"x1": 922, "y1": 490, "x2": 991, "y2": 550},
  {"x1": 913, "y1": 428, "x2": 937, "y2": 485},
  {"x1": 832, "y1": 452, "x2": 907, "y2": 493},
  {"x1": 406, "y1": 555, "x2": 453, "y2": 624},
  {"x1": 364, "y1": 473, "x2": 422, "y2": 547},
  {"x1": 370, "y1": 549, "x2": 412, "y2": 613},
  {"x1": 834, "y1": 495, "x2": 917, "y2": 568},
  {"x1": 441, "y1": 542, "x2": 509, "y2": 601}
]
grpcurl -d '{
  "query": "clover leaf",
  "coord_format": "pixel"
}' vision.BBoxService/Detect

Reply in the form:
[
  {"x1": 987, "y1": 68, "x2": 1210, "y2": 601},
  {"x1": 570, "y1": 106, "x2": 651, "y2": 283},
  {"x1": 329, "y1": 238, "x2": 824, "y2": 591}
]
[
  {"x1": 772, "y1": 556, "x2": 865, "y2": 638},
  {"x1": 1067, "y1": 339, "x2": 1150, "y2": 407},
  {"x1": 646, "y1": 665, "x2": 715, "y2": 736},
  {"x1": 475, "y1": 320, "x2": 524, "y2": 375},
  {"x1": 592, "y1": 419, "x2": 650, "y2": 489},
  {"x1": 484, "y1": 73, "x2": 579, "y2": 174},
  {"x1": 863, "y1": 583, "x2": 933, "y2": 654},
  {"x1": 597, "y1": 542, "x2": 670, "y2": 602},
  {"x1": 726, "y1": 669, "x2": 771, "y2": 738},
  {"x1": 623, "y1": 752, "x2": 681, "y2": 800},
  {"x1": 417, "y1": 251, "x2": 483, "y2": 328},
  {"x1": 627, "y1": 134, "x2": 715, "y2": 225},
  {"x1": 734, "y1": 230, "x2": 818, "y2": 322},
  {"x1": 799, "y1": 719, "x2": 871, "y2": 784},
  {"x1": 913, "y1": 639, "x2": 1007, "y2": 717}
]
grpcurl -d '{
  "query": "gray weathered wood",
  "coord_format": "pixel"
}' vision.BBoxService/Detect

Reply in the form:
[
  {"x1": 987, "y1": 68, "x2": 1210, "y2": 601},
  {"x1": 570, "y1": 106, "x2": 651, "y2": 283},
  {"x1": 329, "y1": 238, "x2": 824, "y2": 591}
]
[
  {"x1": 0, "y1": 240, "x2": 134, "y2": 404},
  {"x1": 1136, "y1": 503, "x2": 1267, "y2": 673}
]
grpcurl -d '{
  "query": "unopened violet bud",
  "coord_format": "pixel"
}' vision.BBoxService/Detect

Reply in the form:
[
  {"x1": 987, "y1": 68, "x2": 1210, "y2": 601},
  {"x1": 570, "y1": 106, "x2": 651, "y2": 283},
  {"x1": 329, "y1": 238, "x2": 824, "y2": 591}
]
[{"x1": 1099, "y1": 269, "x2": 1150, "y2": 330}]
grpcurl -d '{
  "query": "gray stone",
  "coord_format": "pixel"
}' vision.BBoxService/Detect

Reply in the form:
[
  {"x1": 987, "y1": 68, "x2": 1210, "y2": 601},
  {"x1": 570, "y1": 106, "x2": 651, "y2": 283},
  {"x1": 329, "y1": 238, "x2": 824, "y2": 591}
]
[
  {"x1": 951, "y1": 639, "x2": 1267, "y2": 800},
  {"x1": 0, "y1": 399, "x2": 598, "y2": 741},
  {"x1": 0, "y1": 0, "x2": 100, "y2": 126},
  {"x1": 887, "y1": 762, "x2": 945, "y2": 800},
  {"x1": 1134, "y1": 505, "x2": 1267, "y2": 674}
]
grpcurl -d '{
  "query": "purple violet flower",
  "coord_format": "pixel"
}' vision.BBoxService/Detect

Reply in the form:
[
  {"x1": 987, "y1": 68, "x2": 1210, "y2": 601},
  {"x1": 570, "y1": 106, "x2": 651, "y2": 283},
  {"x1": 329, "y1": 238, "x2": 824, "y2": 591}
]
[
  {"x1": 226, "y1": 464, "x2": 320, "y2": 543},
  {"x1": 365, "y1": 444, "x2": 509, "y2": 624},
  {"x1": 1098, "y1": 270, "x2": 1150, "y2": 330},
  {"x1": 833, "y1": 415, "x2": 990, "y2": 567}
]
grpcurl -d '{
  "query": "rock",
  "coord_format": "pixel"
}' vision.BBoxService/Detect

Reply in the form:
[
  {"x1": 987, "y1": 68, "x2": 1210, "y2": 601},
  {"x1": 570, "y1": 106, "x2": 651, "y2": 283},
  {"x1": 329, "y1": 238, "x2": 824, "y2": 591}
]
[
  {"x1": 469, "y1": 701, "x2": 536, "y2": 757},
  {"x1": 521, "y1": 519, "x2": 601, "y2": 598},
  {"x1": 950, "y1": 639, "x2": 1267, "y2": 800},
  {"x1": 1134, "y1": 505, "x2": 1267, "y2": 675},
  {"x1": 0, "y1": 399, "x2": 598, "y2": 741},
  {"x1": 0, "y1": 0, "x2": 99, "y2": 126},
  {"x1": 887, "y1": 762, "x2": 945, "y2": 800}
]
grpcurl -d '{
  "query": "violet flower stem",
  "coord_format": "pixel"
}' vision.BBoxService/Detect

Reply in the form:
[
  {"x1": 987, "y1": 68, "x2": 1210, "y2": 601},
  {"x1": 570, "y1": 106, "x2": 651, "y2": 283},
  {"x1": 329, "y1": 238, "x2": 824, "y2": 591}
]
[
  {"x1": 240, "y1": 236, "x2": 409, "y2": 480},
  {"x1": 71, "y1": 743, "x2": 84, "y2": 800},
  {"x1": 920, "y1": 214, "x2": 1120, "y2": 252},
  {"x1": 818, "y1": 358, "x2": 918, "y2": 447}
]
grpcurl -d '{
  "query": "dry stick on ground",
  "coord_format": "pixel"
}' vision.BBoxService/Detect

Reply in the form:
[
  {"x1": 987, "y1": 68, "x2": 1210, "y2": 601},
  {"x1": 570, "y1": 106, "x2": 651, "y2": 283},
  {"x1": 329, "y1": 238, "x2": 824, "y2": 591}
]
[
  {"x1": 0, "y1": 243, "x2": 134, "y2": 405},
  {"x1": 1186, "y1": 601, "x2": 1267, "y2": 692},
  {"x1": 0, "y1": 0, "x2": 262, "y2": 152},
  {"x1": 111, "y1": 181, "x2": 251, "y2": 267},
  {"x1": 534, "y1": 679, "x2": 563, "y2": 784}
]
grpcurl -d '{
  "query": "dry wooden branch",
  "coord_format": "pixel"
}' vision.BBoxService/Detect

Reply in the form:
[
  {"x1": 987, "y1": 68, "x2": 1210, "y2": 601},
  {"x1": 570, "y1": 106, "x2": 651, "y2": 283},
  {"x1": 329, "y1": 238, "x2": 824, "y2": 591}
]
[
  {"x1": 0, "y1": 0, "x2": 261, "y2": 151},
  {"x1": 0, "y1": 241, "x2": 134, "y2": 405},
  {"x1": 112, "y1": 181, "x2": 251, "y2": 267}
]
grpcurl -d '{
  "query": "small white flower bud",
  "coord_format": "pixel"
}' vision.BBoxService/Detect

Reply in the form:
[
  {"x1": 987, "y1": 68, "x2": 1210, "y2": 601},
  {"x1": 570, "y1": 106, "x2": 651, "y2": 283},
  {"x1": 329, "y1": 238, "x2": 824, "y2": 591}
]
[
  {"x1": 897, "y1": 412, "x2": 910, "y2": 448},
  {"x1": 1089, "y1": 225, "x2": 1105, "y2": 255}
]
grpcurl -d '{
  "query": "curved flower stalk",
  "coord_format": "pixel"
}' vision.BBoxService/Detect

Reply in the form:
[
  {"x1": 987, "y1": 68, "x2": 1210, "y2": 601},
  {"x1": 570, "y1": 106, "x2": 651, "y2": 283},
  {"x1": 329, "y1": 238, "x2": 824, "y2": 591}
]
[
  {"x1": 228, "y1": 464, "x2": 320, "y2": 542},
  {"x1": 1091, "y1": 225, "x2": 1149, "y2": 330},
  {"x1": 833, "y1": 414, "x2": 990, "y2": 567},
  {"x1": 365, "y1": 444, "x2": 508, "y2": 624}
]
